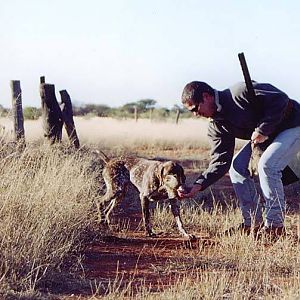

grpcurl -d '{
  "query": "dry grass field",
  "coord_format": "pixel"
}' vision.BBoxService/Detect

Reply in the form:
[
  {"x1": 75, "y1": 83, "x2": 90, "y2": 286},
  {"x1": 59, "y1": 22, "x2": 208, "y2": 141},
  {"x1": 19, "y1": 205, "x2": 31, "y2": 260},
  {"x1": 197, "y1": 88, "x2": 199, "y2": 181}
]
[
  {"x1": 0, "y1": 117, "x2": 300, "y2": 299},
  {"x1": 0, "y1": 116, "x2": 210, "y2": 150}
]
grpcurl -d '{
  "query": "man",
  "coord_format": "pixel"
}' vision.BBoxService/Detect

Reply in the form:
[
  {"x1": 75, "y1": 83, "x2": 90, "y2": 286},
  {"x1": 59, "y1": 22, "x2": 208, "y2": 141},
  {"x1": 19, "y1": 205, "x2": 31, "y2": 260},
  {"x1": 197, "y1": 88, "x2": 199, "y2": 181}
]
[{"x1": 178, "y1": 81, "x2": 300, "y2": 237}]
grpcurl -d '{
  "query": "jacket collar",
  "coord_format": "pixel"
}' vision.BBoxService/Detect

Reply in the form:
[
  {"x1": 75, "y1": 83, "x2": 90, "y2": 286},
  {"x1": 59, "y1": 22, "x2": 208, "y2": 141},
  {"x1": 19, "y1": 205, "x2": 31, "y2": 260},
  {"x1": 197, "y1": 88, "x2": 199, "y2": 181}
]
[{"x1": 214, "y1": 89, "x2": 222, "y2": 112}]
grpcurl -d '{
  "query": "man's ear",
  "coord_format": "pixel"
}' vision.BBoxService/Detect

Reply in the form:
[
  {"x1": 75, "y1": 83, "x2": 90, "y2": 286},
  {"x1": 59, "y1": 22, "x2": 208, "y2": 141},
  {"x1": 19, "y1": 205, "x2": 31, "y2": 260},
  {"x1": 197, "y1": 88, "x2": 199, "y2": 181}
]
[{"x1": 202, "y1": 92, "x2": 214, "y2": 103}]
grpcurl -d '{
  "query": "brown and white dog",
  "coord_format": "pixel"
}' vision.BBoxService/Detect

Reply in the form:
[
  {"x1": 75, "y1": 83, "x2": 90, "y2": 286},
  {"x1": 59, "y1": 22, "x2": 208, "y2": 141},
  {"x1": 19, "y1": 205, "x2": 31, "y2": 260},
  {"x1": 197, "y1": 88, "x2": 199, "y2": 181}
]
[{"x1": 97, "y1": 151, "x2": 193, "y2": 239}]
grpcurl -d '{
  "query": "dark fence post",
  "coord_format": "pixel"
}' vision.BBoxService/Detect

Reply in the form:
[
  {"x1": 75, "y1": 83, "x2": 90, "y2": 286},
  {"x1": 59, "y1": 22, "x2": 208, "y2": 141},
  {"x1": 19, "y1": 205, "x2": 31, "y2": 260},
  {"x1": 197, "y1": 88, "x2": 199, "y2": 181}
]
[
  {"x1": 59, "y1": 90, "x2": 80, "y2": 149},
  {"x1": 175, "y1": 109, "x2": 180, "y2": 124},
  {"x1": 40, "y1": 83, "x2": 63, "y2": 144},
  {"x1": 10, "y1": 80, "x2": 25, "y2": 146}
]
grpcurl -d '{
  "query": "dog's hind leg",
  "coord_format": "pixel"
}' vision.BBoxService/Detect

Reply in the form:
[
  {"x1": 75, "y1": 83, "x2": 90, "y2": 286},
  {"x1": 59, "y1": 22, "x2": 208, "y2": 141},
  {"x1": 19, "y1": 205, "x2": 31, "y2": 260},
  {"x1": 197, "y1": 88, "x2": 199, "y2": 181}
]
[
  {"x1": 98, "y1": 186, "x2": 127, "y2": 226},
  {"x1": 141, "y1": 195, "x2": 155, "y2": 237},
  {"x1": 169, "y1": 199, "x2": 194, "y2": 239},
  {"x1": 98, "y1": 162, "x2": 130, "y2": 225},
  {"x1": 103, "y1": 192, "x2": 126, "y2": 225},
  {"x1": 96, "y1": 193, "x2": 114, "y2": 225}
]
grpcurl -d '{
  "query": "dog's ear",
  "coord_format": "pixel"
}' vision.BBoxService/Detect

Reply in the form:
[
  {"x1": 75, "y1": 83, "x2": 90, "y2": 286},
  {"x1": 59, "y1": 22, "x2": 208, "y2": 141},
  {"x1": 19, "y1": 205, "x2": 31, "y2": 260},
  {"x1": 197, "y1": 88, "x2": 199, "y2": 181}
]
[
  {"x1": 158, "y1": 161, "x2": 185, "y2": 185},
  {"x1": 157, "y1": 164, "x2": 165, "y2": 186},
  {"x1": 179, "y1": 165, "x2": 186, "y2": 183},
  {"x1": 157, "y1": 162, "x2": 173, "y2": 186},
  {"x1": 162, "y1": 161, "x2": 173, "y2": 173},
  {"x1": 172, "y1": 162, "x2": 186, "y2": 184}
]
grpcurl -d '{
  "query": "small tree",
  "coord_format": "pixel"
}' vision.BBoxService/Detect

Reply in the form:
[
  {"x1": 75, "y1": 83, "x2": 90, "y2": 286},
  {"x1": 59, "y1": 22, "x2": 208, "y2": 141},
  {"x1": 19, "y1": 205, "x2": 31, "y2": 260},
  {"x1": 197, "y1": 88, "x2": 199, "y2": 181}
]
[
  {"x1": 136, "y1": 99, "x2": 157, "y2": 112},
  {"x1": 23, "y1": 106, "x2": 41, "y2": 120},
  {"x1": 121, "y1": 102, "x2": 139, "y2": 114}
]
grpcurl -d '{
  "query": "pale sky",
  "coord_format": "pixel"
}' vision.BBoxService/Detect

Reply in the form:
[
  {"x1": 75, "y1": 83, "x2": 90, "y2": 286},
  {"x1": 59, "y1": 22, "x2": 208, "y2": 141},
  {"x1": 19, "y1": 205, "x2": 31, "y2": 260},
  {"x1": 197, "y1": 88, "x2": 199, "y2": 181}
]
[{"x1": 1, "y1": 0, "x2": 300, "y2": 108}]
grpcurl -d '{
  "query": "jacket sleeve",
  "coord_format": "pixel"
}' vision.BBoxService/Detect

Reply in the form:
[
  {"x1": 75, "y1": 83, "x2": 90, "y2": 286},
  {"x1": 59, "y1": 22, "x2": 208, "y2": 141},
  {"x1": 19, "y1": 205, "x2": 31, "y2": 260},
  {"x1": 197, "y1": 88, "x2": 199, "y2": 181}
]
[
  {"x1": 254, "y1": 84, "x2": 289, "y2": 136},
  {"x1": 195, "y1": 121, "x2": 235, "y2": 190}
]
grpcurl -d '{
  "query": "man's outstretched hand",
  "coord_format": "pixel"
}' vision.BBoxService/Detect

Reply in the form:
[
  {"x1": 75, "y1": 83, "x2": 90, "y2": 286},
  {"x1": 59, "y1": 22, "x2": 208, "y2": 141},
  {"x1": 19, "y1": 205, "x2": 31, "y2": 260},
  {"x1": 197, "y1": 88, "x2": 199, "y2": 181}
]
[{"x1": 177, "y1": 184, "x2": 202, "y2": 199}]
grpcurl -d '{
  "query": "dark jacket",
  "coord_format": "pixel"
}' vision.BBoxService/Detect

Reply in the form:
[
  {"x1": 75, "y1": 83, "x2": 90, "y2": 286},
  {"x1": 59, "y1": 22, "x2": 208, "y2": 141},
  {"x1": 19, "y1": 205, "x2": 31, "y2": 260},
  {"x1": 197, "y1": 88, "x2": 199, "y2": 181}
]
[{"x1": 195, "y1": 82, "x2": 300, "y2": 190}]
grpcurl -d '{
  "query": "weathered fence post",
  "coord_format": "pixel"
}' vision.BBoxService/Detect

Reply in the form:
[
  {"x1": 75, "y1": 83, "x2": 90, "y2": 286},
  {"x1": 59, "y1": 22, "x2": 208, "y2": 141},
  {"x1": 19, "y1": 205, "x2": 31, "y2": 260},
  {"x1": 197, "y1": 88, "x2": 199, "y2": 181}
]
[
  {"x1": 175, "y1": 108, "x2": 180, "y2": 125},
  {"x1": 10, "y1": 80, "x2": 25, "y2": 146},
  {"x1": 149, "y1": 107, "x2": 153, "y2": 122},
  {"x1": 59, "y1": 90, "x2": 80, "y2": 149},
  {"x1": 40, "y1": 83, "x2": 63, "y2": 144},
  {"x1": 134, "y1": 105, "x2": 138, "y2": 122}
]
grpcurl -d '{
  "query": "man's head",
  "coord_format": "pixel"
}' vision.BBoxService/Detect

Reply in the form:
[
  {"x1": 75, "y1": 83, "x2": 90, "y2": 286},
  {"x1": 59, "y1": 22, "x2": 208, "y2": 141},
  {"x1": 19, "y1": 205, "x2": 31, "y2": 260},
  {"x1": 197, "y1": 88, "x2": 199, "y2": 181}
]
[{"x1": 181, "y1": 81, "x2": 217, "y2": 118}]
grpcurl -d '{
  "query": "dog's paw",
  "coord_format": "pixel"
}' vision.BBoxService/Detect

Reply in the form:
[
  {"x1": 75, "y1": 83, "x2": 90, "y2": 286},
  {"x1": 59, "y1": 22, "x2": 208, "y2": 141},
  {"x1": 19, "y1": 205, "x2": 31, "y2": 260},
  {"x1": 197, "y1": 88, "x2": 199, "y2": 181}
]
[
  {"x1": 99, "y1": 218, "x2": 111, "y2": 229},
  {"x1": 182, "y1": 234, "x2": 198, "y2": 249},
  {"x1": 99, "y1": 219, "x2": 108, "y2": 226},
  {"x1": 185, "y1": 234, "x2": 197, "y2": 241},
  {"x1": 147, "y1": 231, "x2": 157, "y2": 238}
]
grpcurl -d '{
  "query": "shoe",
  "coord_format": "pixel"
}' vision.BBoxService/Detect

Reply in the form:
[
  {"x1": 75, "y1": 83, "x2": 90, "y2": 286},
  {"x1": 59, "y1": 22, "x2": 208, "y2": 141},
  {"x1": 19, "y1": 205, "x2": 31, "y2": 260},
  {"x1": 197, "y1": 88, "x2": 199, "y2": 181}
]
[{"x1": 225, "y1": 223, "x2": 263, "y2": 236}]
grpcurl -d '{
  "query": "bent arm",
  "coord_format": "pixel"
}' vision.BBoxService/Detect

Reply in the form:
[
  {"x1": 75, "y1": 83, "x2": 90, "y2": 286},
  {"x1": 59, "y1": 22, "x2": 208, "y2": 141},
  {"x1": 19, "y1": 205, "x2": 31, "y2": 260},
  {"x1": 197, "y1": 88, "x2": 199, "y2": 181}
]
[{"x1": 194, "y1": 121, "x2": 235, "y2": 190}]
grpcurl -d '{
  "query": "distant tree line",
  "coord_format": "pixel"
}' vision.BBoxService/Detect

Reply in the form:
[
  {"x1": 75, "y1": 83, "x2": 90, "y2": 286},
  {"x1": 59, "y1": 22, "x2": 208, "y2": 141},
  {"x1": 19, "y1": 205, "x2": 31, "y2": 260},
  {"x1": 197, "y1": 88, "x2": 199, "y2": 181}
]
[{"x1": 0, "y1": 99, "x2": 192, "y2": 120}]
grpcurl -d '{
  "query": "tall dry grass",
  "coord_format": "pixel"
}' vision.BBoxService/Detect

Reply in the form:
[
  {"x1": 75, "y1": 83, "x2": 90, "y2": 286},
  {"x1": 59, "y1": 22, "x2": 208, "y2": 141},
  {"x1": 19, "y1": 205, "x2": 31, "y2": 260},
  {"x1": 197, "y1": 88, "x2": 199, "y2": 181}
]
[
  {"x1": 0, "y1": 116, "x2": 211, "y2": 153},
  {"x1": 0, "y1": 142, "x2": 102, "y2": 294},
  {"x1": 0, "y1": 117, "x2": 299, "y2": 298},
  {"x1": 92, "y1": 204, "x2": 300, "y2": 299}
]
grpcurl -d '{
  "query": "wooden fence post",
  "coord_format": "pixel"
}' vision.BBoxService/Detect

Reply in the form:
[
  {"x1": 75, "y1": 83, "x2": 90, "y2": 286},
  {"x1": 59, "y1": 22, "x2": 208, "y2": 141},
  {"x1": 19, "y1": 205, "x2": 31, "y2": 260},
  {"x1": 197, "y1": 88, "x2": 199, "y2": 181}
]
[
  {"x1": 10, "y1": 80, "x2": 25, "y2": 146},
  {"x1": 59, "y1": 90, "x2": 80, "y2": 149},
  {"x1": 175, "y1": 109, "x2": 180, "y2": 125},
  {"x1": 149, "y1": 107, "x2": 153, "y2": 122},
  {"x1": 134, "y1": 105, "x2": 138, "y2": 122},
  {"x1": 40, "y1": 83, "x2": 63, "y2": 144}
]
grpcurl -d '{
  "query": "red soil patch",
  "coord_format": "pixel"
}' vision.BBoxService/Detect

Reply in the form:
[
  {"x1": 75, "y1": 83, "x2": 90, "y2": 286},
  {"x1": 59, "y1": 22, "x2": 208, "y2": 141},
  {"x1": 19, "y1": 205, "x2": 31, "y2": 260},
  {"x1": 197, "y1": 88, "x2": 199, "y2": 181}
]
[
  {"x1": 79, "y1": 154, "x2": 299, "y2": 296},
  {"x1": 83, "y1": 226, "x2": 214, "y2": 292}
]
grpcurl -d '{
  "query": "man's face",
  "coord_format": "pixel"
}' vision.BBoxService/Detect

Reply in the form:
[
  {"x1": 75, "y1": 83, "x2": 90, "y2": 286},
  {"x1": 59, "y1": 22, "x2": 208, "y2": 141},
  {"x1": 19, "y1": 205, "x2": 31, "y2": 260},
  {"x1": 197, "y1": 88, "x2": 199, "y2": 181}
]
[{"x1": 185, "y1": 92, "x2": 217, "y2": 118}]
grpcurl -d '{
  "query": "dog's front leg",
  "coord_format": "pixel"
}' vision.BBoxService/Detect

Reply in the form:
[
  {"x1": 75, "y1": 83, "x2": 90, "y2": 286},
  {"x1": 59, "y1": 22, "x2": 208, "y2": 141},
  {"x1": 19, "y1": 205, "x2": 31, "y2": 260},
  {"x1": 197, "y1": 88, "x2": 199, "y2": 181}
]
[
  {"x1": 169, "y1": 198, "x2": 193, "y2": 239},
  {"x1": 141, "y1": 195, "x2": 155, "y2": 237}
]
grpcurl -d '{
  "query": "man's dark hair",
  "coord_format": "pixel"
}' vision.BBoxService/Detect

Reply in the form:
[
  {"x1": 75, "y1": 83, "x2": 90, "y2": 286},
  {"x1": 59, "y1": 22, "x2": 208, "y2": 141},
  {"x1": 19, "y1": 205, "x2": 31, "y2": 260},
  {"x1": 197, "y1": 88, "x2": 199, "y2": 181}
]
[{"x1": 181, "y1": 81, "x2": 214, "y2": 105}]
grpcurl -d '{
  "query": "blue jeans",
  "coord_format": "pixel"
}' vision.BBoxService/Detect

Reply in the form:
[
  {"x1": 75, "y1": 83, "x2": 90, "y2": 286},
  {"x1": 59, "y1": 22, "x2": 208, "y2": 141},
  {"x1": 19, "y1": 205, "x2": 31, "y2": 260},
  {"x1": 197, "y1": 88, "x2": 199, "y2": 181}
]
[{"x1": 229, "y1": 127, "x2": 300, "y2": 228}]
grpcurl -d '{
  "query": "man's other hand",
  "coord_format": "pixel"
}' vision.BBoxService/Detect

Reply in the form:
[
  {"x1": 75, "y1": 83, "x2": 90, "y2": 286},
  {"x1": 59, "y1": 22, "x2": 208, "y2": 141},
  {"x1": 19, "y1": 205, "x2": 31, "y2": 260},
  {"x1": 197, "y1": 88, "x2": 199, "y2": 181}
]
[{"x1": 251, "y1": 131, "x2": 268, "y2": 144}]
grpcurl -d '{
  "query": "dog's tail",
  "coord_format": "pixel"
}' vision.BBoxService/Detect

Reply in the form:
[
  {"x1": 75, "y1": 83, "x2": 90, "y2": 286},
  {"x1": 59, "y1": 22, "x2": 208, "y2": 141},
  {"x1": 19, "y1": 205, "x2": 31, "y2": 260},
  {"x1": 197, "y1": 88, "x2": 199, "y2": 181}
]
[{"x1": 93, "y1": 150, "x2": 110, "y2": 164}]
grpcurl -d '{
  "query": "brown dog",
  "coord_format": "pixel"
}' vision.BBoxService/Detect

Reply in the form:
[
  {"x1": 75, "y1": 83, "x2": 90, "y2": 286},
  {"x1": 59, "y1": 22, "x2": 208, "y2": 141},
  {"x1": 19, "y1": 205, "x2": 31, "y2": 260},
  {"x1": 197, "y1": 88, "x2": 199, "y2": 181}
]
[{"x1": 97, "y1": 151, "x2": 193, "y2": 239}]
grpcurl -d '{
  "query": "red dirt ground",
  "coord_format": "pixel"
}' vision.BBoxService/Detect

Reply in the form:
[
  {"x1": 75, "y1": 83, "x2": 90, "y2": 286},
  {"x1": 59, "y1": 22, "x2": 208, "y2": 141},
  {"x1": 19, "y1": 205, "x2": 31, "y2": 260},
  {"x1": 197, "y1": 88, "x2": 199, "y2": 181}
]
[
  {"x1": 83, "y1": 216, "x2": 215, "y2": 294},
  {"x1": 82, "y1": 167, "x2": 229, "y2": 295},
  {"x1": 77, "y1": 155, "x2": 300, "y2": 297}
]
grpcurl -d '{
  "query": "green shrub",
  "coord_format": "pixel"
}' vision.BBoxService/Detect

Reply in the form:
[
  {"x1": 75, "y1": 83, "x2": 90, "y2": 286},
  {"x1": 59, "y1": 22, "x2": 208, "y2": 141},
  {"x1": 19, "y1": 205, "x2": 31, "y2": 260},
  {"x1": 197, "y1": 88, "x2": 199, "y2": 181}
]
[{"x1": 23, "y1": 106, "x2": 41, "y2": 120}]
